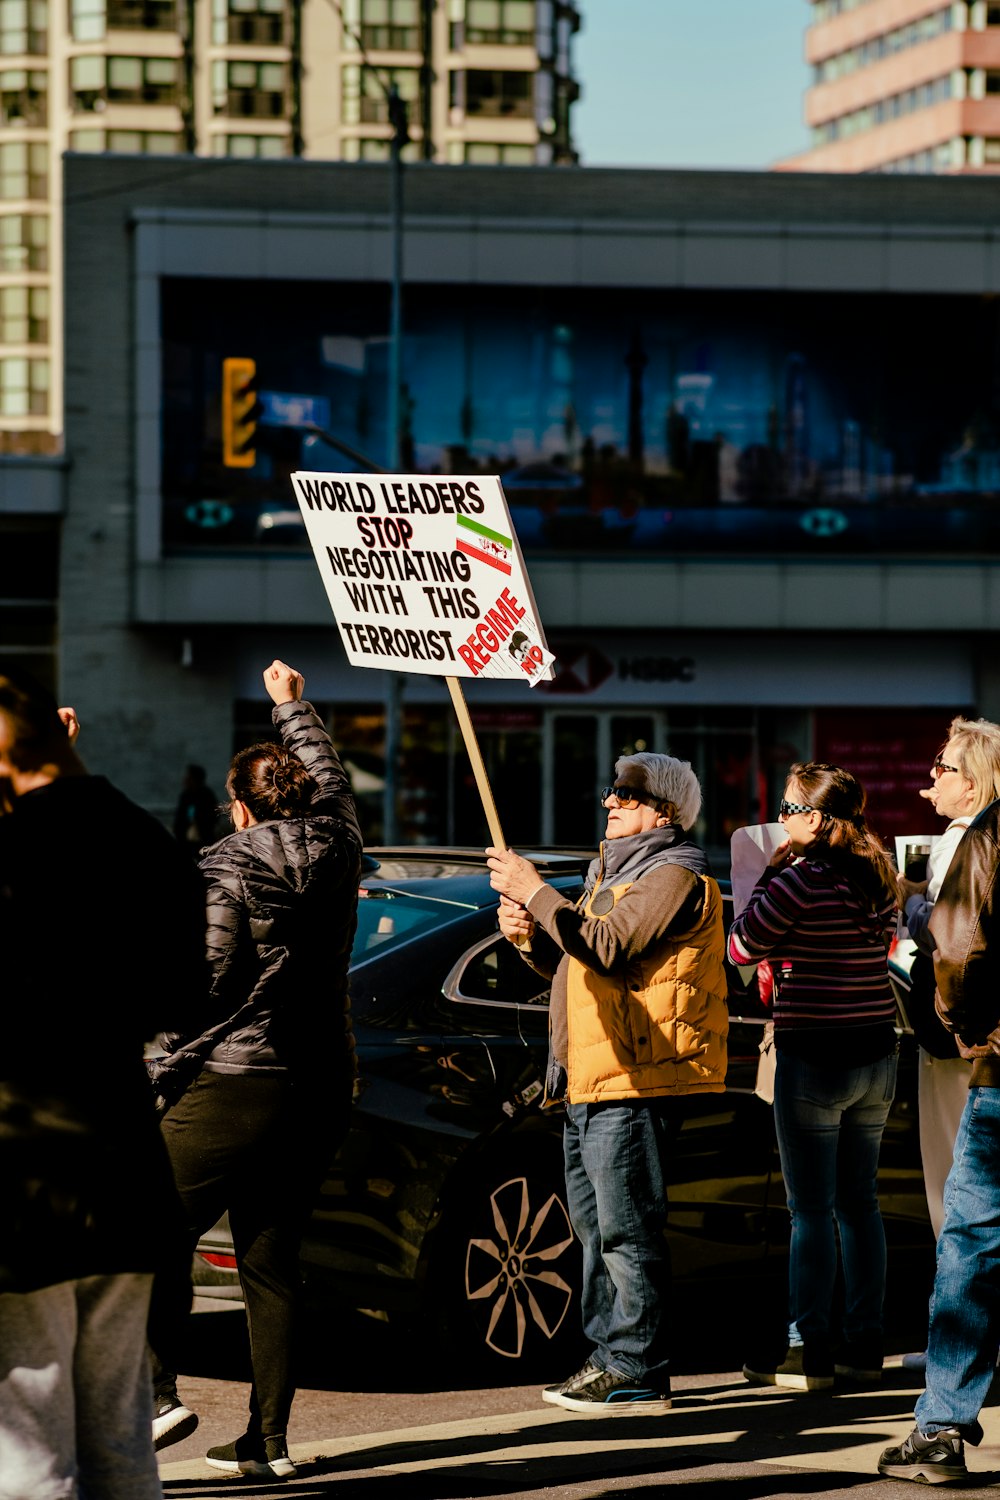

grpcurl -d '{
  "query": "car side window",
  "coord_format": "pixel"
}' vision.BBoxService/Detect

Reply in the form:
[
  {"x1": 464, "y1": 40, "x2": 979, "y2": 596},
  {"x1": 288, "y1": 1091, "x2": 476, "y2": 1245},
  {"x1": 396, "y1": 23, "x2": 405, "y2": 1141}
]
[{"x1": 451, "y1": 935, "x2": 552, "y2": 1009}]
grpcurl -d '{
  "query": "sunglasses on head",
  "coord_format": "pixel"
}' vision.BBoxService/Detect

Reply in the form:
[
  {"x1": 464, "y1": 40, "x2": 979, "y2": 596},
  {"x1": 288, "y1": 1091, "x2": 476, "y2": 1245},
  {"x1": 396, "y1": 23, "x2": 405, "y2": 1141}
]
[
  {"x1": 601, "y1": 785, "x2": 658, "y2": 811},
  {"x1": 932, "y1": 756, "x2": 959, "y2": 777},
  {"x1": 779, "y1": 798, "x2": 817, "y2": 818}
]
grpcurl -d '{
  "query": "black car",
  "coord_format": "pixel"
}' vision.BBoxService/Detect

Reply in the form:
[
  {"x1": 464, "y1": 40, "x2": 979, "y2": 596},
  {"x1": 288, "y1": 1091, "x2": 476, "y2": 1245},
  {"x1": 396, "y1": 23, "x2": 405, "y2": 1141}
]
[{"x1": 192, "y1": 848, "x2": 931, "y2": 1373}]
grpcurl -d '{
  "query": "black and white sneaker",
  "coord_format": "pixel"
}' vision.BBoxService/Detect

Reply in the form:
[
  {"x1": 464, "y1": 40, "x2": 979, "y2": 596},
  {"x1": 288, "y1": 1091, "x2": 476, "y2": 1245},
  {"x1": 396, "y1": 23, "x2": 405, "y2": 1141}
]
[
  {"x1": 152, "y1": 1394, "x2": 199, "y2": 1452},
  {"x1": 549, "y1": 1366, "x2": 671, "y2": 1414},
  {"x1": 205, "y1": 1433, "x2": 297, "y2": 1481},
  {"x1": 877, "y1": 1426, "x2": 968, "y2": 1485},
  {"x1": 541, "y1": 1358, "x2": 603, "y2": 1407}
]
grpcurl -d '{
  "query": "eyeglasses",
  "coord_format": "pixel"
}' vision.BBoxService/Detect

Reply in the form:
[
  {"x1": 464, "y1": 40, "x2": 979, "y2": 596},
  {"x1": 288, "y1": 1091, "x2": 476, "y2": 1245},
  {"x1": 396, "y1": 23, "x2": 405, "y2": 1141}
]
[
  {"x1": 932, "y1": 757, "x2": 960, "y2": 777},
  {"x1": 601, "y1": 785, "x2": 656, "y2": 811},
  {"x1": 779, "y1": 798, "x2": 816, "y2": 818}
]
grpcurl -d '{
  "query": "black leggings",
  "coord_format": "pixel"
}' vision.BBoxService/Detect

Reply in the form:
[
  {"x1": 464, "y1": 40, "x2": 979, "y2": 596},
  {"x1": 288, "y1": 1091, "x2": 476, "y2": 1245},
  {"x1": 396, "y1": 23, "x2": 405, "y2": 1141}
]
[{"x1": 149, "y1": 1068, "x2": 350, "y2": 1439}]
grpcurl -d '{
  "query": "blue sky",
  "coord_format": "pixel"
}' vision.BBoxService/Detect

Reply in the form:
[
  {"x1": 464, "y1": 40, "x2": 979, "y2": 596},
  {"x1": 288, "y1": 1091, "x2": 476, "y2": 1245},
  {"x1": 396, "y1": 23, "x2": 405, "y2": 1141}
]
[{"x1": 574, "y1": 0, "x2": 812, "y2": 169}]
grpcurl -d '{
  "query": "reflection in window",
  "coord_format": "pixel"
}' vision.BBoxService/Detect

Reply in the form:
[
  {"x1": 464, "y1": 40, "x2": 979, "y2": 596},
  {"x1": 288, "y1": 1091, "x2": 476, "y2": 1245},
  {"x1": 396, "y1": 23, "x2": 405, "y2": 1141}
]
[
  {"x1": 0, "y1": 354, "x2": 47, "y2": 413},
  {"x1": 0, "y1": 67, "x2": 45, "y2": 125},
  {"x1": 0, "y1": 283, "x2": 47, "y2": 342},
  {"x1": 69, "y1": 127, "x2": 181, "y2": 153},
  {"x1": 342, "y1": 62, "x2": 417, "y2": 124},
  {"x1": 107, "y1": 0, "x2": 176, "y2": 28},
  {"x1": 0, "y1": 212, "x2": 45, "y2": 268},
  {"x1": 457, "y1": 937, "x2": 553, "y2": 1005},
  {"x1": 211, "y1": 0, "x2": 286, "y2": 48},
  {"x1": 0, "y1": 139, "x2": 46, "y2": 197},
  {"x1": 0, "y1": 0, "x2": 45, "y2": 53},
  {"x1": 211, "y1": 58, "x2": 286, "y2": 117}
]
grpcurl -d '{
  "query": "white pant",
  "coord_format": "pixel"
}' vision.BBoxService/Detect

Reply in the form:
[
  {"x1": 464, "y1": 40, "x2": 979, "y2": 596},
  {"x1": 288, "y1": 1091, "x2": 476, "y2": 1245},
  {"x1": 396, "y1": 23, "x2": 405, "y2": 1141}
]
[
  {"x1": 0, "y1": 1273, "x2": 161, "y2": 1500},
  {"x1": 918, "y1": 1048, "x2": 973, "y2": 1241}
]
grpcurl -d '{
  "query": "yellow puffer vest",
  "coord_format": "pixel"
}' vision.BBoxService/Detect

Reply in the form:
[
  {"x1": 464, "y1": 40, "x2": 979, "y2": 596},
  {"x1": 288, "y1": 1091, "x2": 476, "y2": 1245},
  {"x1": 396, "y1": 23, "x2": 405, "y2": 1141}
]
[{"x1": 565, "y1": 874, "x2": 729, "y2": 1103}]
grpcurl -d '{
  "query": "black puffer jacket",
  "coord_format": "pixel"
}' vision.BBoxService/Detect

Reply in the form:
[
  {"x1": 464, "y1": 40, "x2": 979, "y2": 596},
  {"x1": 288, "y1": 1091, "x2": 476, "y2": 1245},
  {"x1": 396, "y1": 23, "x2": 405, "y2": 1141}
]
[{"x1": 162, "y1": 699, "x2": 363, "y2": 1078}]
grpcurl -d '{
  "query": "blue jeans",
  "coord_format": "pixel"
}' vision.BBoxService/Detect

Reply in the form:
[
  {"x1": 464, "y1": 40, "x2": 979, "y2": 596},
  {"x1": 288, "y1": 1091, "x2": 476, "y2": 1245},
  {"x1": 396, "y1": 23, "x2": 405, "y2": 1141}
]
[
  {"x1": 563, "y1": 1098, "x2": 681, "y2": 1387},
  {"x1": 916, "y1": 1088, "x2": 1000, "y2": 1445},
  {"x1": 774, "y1": 1047, "x2": 897, "y2": 1349}
]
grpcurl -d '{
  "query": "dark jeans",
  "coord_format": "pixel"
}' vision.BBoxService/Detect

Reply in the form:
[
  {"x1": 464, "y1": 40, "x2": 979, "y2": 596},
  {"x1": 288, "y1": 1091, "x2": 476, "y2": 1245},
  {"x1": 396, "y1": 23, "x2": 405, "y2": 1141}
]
[
  {"x1": 916, "y1": 1088, "x2": 1000, "y2": 1445},
  {"x1": 149, "y1": 1068, "x2": 350, "y2": 1439},
  {"x1": 774, "y1": 1047, "x2": 897, "y2": 1351},
  {"x1": 563, "y1": 1097, "x2": 682, "y2": 1387}
]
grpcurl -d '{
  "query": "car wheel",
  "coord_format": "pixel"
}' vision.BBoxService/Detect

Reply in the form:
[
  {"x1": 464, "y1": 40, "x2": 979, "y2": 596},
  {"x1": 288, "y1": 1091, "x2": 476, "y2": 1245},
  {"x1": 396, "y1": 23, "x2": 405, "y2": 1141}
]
[{"x1": 426, "y1": 1144, "x2": 585, "y2": 1375}]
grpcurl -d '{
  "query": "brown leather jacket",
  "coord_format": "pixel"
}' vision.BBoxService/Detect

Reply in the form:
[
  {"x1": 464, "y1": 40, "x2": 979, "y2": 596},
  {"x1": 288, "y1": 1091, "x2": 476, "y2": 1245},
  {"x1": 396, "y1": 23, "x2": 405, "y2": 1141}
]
[{"x1": 929, "y1": 797, "x2": 1000, "y2": 1087}]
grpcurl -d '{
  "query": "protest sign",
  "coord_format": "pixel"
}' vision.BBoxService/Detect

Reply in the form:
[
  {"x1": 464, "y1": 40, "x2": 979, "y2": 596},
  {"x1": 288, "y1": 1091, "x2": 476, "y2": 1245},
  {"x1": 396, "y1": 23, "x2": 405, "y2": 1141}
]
[
  {"x1": 289, "y1": 471, "x2": 555, "y2": 686},
  {"x1": 290, "y1": 470, "x2": 555, "y2": 847}
]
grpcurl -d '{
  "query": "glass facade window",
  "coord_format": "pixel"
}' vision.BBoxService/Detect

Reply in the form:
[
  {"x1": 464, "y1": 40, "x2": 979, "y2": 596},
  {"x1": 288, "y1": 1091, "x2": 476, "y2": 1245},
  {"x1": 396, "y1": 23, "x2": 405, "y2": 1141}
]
[
  {"x1": 211, "y1": 0, "x2": 286, "y2": 48},
  {"x1": 0, "y1": 0, "x2": 46, "y2": 54},
  {"x1": 341, "y1": 62, "x2": 417, "y2": 123},
  {"x1": 814, "y1": 6, "x2": 953, "y2": 84},
  {"x1": 341, "y1": 133, "x2": 418, "y2": 160},
  {"x1": 463, "y1": 139, "x2": 534, "y2": 162},
  {"x1": 160, "y1": 277, "x2": 1000, "y2": 562},
  {"x1": 457, "y1": 67, "x2": 532, "y2": 117},
  {"x1": 815, "y1": 73, "x2": 953, "y2": 144},
  {"x1": 106, "y1": 0, "x2": 176, "y2": 30},
  {"x1": 70, "y1": 0, "x2": 103, "y2": 39},
  {"x1": 358, "y1": 0, "x2": 420, "y2": 52},
  {"x1": 0, "y1": 211, "x2": 46, "y2": 269},
  {"x1": 69, "y1": 127, "x2": 181, "y2": 152},
  {"x1": 0, "y1": 66, "x2": 45, "y2": 124},
  {"x1": 462, "y1": 0, "x2": 534, "y2": 46},
  {"x1": 0, "y1": 139, "x2": 46, "y2": 196},
  {"x1": 0, "y1": 353, "x2": 47, "y2": 413},
  {"x1": 0, "y1": 284, "x2": 47, "y2": 343},
  {"x1": 211, "y1": 59, "x2": 286, "y2": 117},
  {"x1": 211, "y1": 131, "x2": 288, "y2": 156},
  {"x1": 70, "y1": 53, "x2": 180, "y2": 109}
]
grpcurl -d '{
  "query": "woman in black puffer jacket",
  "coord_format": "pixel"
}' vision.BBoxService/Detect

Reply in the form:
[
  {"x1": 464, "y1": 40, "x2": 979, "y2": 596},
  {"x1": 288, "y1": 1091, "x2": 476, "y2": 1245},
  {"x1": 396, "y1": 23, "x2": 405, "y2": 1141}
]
[{"x1": 149, "y1": 658, "x2": 362, "y2": 1482}]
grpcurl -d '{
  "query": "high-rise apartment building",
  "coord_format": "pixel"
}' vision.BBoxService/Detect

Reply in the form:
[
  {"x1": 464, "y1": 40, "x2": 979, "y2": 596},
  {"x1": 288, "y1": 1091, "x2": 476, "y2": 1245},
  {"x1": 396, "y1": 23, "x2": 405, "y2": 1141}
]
[
  {"x1": 777, "y1": 0, "x2": 1000, "y2": 175},
  {"x1": 0, "y1": 0, "x2": 579, "y2": 452}
]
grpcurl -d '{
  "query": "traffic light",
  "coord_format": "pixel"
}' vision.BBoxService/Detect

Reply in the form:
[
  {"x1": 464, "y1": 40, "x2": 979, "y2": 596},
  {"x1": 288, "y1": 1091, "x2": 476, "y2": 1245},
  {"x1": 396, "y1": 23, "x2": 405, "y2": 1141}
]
[{"x1": 221, "y1": 356, "x2": 258, "y2": 468}]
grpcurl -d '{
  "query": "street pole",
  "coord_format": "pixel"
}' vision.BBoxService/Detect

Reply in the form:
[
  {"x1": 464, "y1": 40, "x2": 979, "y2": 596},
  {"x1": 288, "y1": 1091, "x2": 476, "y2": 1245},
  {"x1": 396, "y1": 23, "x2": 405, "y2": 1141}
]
[{"x1": 383, "y1": 84, "x2": 409, "y2": 841}]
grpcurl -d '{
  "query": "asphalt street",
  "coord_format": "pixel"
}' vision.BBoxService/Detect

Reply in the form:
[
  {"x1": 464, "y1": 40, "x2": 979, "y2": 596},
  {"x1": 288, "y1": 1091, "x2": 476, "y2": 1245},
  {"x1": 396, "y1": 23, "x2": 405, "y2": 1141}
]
[{"x1": 155, "y1": 1297, "x2": 1000, "y2": 1499}]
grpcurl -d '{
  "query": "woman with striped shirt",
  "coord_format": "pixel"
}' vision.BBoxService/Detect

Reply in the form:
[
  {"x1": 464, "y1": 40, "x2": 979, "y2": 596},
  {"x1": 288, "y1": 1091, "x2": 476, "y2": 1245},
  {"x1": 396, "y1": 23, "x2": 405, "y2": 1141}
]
[{"x1": 730, "y1": 762, "x2": 898, "y2": 1393}]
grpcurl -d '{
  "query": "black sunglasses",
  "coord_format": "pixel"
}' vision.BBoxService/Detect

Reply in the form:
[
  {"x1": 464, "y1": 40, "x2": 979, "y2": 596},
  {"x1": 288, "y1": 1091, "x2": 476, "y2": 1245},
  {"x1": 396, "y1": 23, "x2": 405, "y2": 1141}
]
[
  {"x1": 932, "y1": 757, "x2": 959, "y2": 777},
  {"x1": 601, "y1": 785, "x2": 658, "y2": 811},
  {"x1": 779, "y1": 798, "x2": 816, "y2": 818}
]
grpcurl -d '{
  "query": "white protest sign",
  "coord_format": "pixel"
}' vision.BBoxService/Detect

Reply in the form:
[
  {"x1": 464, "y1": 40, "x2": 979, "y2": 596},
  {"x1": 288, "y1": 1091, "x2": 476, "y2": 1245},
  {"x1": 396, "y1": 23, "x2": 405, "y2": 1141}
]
[{"x1": 290, "y1": 471, "x2": 555, "y2": 686}]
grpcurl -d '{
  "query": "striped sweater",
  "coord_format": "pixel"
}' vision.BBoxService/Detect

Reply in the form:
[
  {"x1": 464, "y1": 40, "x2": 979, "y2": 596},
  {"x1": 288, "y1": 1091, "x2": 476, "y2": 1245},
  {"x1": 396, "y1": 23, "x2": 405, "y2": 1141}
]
[{"x1": 728, "y1": 857, "x2": 896, "y2": 1030}]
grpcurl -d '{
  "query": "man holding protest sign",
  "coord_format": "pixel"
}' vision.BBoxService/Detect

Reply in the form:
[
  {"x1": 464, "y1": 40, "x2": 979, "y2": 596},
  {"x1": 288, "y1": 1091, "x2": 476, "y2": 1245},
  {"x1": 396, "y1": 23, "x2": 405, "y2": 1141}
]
[{"x1": 487, "y1": 755, "x2": 729, "y2": 1413}]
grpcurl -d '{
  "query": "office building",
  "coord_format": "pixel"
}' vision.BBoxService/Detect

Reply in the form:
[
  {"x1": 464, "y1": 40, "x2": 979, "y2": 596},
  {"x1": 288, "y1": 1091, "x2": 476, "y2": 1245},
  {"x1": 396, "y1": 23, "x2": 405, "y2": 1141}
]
[
  {"x1": 0, "y1": 0, "x2": 579, "y2": 453},
  {"x1": 777, "y1": 0, "x2": 1000, "y2": 174},
  {"x1": 8, "y1": 157, "x2": 998, "y2": 868}
]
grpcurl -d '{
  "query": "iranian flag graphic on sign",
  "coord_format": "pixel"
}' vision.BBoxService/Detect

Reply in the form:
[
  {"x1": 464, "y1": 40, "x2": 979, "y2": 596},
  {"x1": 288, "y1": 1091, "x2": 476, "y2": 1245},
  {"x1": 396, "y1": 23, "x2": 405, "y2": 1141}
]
[{"x1": 455, "y1": 514, "x2": 513, "y2": 574}]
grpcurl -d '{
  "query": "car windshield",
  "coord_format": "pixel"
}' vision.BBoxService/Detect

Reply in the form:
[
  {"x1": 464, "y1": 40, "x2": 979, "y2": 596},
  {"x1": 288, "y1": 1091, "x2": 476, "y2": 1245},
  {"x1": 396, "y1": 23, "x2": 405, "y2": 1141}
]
[{"x1": 351, "y1": 888, "x2": 469, "y2": 964}]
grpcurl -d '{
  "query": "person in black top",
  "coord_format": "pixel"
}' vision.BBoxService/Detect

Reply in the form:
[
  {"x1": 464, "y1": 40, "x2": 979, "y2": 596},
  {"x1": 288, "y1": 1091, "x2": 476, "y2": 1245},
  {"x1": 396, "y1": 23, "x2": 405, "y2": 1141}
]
[
  {"x1": 0, "y1": 663, "x2": 206, "y2": 1499},
  {"x1": 149, "y1": 659, "x2": 362, "y2": 1483}
]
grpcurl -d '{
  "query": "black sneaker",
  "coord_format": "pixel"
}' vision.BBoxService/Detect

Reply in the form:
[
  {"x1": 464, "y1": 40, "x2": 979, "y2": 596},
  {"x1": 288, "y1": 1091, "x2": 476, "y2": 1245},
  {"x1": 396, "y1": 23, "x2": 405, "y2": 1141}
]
[
  {"x1": 205, "y1": 1433, "x2": 297, "y2": 1481},
  {"x1": 541, "y1": 1358, "x2": 603, "y2": 1407},
  {"x1": 549, "y1": 1366, "x2": 672, "y2": 1414},
  {"x1": 835, "y1": 1339, "x2": 883, "y2": 1382},
  {"x1": 877, "y1": 1425, "x2": 968, "y2": 1485},
  {"x1": 152, "y1": 1394, "x2": 199, "y2": 1452},
  {"x1": 743, "y1": 1345, "x2": 834, "y2": 1392}
]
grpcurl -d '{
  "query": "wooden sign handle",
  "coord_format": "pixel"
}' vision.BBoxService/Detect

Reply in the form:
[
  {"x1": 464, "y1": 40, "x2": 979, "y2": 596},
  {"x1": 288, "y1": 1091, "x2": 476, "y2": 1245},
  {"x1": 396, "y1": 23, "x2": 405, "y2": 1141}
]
[{"x1": 446, "y1": 676, "x2": 506, "y2": 851}]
